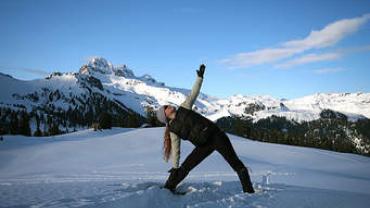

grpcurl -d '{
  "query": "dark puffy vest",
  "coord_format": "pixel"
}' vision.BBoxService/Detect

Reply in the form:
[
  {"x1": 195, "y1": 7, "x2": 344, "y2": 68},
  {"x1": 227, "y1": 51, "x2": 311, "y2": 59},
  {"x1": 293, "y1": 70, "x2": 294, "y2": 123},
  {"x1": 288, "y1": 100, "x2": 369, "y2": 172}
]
[{"x1": 169, "y1": 106, "x2": 220, "y2": 146}]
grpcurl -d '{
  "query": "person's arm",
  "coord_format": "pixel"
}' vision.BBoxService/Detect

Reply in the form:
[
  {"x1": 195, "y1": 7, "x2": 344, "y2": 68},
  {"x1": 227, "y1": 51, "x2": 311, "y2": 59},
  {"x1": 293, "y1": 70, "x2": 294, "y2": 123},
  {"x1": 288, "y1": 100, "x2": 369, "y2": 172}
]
[
  {"x1": 170, "y1": 132, "x2": 180, "y2": 168},
  {"x1": 169, "y1": 65, "x2": 205, "y2": 168},
  {"x1": 180, "y1": 64, "x2": 205, "y2": 110}
]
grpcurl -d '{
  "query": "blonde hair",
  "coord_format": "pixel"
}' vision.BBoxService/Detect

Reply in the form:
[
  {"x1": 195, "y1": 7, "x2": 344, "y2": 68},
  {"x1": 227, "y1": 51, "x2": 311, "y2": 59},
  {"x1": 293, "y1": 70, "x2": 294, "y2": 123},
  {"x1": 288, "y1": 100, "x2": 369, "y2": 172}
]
[{"x1": 163, "y1": 124, "x2": 171, "y2": 162}]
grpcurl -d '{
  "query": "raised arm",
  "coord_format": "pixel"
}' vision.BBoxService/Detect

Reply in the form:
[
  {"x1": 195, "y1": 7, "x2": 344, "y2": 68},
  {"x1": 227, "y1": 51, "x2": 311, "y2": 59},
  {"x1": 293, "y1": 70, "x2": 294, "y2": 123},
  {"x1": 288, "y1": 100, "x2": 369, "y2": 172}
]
[
  {"x1": 180, "y1": 64, "x2": 205, "y2": 110},
  {"x1": 170, "y1": 65, "x2": 205, "y2": 168}
]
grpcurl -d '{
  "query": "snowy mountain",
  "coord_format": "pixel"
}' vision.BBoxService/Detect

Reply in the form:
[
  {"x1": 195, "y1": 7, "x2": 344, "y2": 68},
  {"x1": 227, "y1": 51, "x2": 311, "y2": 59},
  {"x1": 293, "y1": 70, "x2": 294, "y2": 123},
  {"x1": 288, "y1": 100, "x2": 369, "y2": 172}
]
[
  {"x1": 1, "y1": 57, "x2": 370, "y2": 122},
  {"x1": 1, "y1": 57, "x2": 370, "y2": 155},
  {"x1": 1, "y1": 127, "x2": 370, "y2": 207}
]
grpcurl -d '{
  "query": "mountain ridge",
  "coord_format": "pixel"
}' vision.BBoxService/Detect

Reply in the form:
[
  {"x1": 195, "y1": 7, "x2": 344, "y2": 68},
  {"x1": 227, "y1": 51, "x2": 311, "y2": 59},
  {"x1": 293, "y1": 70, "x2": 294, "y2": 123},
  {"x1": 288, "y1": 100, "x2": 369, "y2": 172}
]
[
  {"x1": 1, "y1": 57, "x2": 370, "y2": 155},
  {"x1": 1, "y1": 57, "x2": 369, "y2": 122}
]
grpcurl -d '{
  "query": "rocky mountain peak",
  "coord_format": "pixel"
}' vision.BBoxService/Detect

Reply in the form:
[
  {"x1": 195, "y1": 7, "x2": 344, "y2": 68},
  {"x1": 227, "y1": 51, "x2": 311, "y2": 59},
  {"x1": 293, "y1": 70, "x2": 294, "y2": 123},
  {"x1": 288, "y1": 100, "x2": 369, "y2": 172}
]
[
  {"x1": 79, "y1": 57, "x2": 113, "y2": 75},
  {"x1": 113, "y1": 64, "x2": 135, "y2": 78}
]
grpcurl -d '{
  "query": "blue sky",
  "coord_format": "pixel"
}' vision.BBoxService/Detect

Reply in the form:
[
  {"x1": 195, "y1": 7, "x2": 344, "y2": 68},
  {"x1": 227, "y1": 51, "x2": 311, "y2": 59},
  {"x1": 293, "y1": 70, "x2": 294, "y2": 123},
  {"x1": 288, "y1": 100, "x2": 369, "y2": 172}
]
[{"x1": 0, "y1": 0, "x2": 369, "y2": 99}]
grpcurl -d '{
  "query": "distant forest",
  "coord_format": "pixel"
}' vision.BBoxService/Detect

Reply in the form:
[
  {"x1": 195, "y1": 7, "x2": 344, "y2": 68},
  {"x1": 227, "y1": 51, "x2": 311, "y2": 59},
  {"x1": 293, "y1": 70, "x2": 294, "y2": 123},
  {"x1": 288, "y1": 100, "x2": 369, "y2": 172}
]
[
  {"x1": 1, "y1": 106, "x2": 369, "y2": 157},
  {"x1": 216, "y1": 109, "x2": 370, "y2": 156}
]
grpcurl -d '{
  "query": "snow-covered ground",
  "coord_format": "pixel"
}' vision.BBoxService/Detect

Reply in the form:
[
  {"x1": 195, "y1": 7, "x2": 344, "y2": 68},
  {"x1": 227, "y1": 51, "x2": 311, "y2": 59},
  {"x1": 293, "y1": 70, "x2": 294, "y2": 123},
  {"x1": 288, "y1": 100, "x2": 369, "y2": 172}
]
[{"x1": 1, "y1": 127, "x2": 370, "y2": 208}]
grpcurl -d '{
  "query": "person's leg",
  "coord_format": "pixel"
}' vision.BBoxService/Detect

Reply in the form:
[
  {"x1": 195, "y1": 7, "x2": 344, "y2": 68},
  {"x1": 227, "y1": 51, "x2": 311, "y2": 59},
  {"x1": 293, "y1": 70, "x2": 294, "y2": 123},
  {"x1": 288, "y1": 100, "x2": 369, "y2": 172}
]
[
  {"x1": 164, "y1": 143, "x2": 214, "y2": 191},
  {"x1": 213, "y1": 132, "x2": 245, "y2": 172},
  {"x1": 213, "y1": 132, "x2": 255, "y2": 193},
  {"x1": 181, "y1": 143, "x2": 215, "y2": 171}
]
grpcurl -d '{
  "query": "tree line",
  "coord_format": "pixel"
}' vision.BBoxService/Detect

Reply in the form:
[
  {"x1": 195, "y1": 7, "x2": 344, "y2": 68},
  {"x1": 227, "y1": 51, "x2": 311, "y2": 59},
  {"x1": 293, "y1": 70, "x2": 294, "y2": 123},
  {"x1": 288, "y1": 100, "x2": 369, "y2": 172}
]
[{"x1": 216, "y1": 109, "x2": 370, "y2": 156}]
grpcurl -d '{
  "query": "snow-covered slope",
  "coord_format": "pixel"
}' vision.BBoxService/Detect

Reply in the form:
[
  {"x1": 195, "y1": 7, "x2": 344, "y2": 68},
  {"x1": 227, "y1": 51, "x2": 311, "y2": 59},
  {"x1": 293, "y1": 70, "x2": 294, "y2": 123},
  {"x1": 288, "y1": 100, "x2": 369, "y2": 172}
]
[
  {"x1": 285, "y1": 93, "x2": 370, "y2": 121},
  {"x1": 1, "y1": 128, "x2": 370, "y2": 207},
  {"x1": 0, "y1": 71, "x2": 84, "y2": 111},
  {"x1": 1, "y1": 57, "x2": 370, "y2": 123}
]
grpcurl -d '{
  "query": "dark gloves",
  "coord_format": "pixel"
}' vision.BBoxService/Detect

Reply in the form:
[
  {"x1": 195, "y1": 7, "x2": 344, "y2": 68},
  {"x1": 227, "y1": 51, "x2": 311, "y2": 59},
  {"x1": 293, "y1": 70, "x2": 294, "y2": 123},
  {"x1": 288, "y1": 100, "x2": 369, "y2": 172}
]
[{"x1": 196, "y1": 64, "x2": 206, "y2": 78}]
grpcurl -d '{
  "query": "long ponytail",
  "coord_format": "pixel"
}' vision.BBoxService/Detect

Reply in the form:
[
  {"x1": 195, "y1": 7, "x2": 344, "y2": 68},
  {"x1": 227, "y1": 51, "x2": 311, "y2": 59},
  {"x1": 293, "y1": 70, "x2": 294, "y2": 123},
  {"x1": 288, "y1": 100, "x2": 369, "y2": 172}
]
[{"x1": 163, "y1": 124, "x2": 171, "y2": 162}]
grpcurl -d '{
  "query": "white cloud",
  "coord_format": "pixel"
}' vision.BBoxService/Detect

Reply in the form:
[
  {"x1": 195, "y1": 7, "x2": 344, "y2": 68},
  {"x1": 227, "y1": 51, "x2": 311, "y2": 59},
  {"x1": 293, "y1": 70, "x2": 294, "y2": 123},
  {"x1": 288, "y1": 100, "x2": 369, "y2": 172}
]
[
  {"x1": 221, "y1": 47, "x2": 298, "y2": 68},
  {"x1": 0, "y1": 65, "x2": 49, "y2": 76},
  {"x1": 282, "y1": 14, "x2": 370, "y2": 49},
  {"x1": 276, "y1": 44, "x2": 370, "y2": 69},
  {"x1": 221, "y1": 14, "x2": 370, "y2": 68},
  {"x1": 276, "y1": 52, "x2": 342, "y2": 68},
  {"x1": 313, "y1": 67, "x2": 346, "y2": 74}
]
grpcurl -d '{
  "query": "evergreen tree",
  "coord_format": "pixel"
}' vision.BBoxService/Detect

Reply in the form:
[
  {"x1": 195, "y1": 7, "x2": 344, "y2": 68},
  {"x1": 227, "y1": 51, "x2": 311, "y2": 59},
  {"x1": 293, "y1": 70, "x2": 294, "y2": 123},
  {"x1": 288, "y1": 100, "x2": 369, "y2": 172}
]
[
  {"x1": 34, "y1": 128, "x2": 43, "y2": 137},
  {"x1": 35, "y1": 112, "x2": 40, "y2": 129},
  {"x1": 99, "y1": 112, "x2": 112, "y2": 129},
  {"x1": 0, "y1": 126, "x2": 5, "y2": 135},
  {"x1": 19, "y1": 111, "x2": 31, "y2": 136},
  {"x1": 49, "y1": 123, "x2": 60, "y2": 135},
  {"x1": 126, "y1": 113, "x2": 140, "y2": 128},
  {"x1": 10, "y1": 111, "x2": 19, "y2": 134},
  {"x1": 145, "y1": 106, "x2": 159, "y2": 127}
]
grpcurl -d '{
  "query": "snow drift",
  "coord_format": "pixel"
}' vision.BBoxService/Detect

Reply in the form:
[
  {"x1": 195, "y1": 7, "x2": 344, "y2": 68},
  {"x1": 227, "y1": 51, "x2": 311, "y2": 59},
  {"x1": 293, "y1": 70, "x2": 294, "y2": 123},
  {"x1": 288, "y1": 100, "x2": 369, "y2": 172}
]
[{"x1": 1, "y1": 127, "x2": 370, "y2": 207}]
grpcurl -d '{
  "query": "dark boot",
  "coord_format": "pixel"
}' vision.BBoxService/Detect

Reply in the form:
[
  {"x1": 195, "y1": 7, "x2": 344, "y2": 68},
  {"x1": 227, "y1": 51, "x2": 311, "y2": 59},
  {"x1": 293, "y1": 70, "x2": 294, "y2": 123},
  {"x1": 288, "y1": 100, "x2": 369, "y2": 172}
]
[
  {"x1": 237, "y1": 167, "x2": 255, "y2": 193},
  {"x1": 164, "y1": 167, "x2": 189, "y2": 192}
]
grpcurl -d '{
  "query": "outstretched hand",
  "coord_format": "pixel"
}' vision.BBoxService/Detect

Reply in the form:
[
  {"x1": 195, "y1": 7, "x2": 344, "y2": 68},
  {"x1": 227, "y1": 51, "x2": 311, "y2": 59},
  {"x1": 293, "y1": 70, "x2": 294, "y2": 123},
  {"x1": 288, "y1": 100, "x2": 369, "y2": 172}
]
[{"x1": 196, "y1": 64, "x2": 206, "y2": 78}]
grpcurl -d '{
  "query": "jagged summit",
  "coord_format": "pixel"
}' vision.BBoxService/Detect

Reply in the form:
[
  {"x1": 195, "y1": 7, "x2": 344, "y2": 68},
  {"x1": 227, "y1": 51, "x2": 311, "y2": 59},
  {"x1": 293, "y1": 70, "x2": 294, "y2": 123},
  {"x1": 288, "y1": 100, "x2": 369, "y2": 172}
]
[
  {"x1": 77, "y1": 57, "x2": 164, "y2": 90},
  {"x1": 79, "y1": 57, "x2": 134, "y2": 78},
  {"x1": 80, "y1": 57, "x2": 112, "y2": 75},
  {"x1": 114, "y1": 64, "x2": 135, "y2": 78},
  {"x1": 87, "y1": 57, "x2": 113, "y2": 74},
  {"x1": 78, "y1": 57, "x2": 156, "y2": 82}
]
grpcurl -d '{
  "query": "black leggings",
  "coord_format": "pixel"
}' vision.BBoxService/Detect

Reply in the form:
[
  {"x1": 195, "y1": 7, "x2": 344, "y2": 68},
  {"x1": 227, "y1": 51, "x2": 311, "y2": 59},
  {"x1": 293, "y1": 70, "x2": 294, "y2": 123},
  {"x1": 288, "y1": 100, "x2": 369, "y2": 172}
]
[{"x1": 181, "y1": 131, "x2": 246, "y2": 173}]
